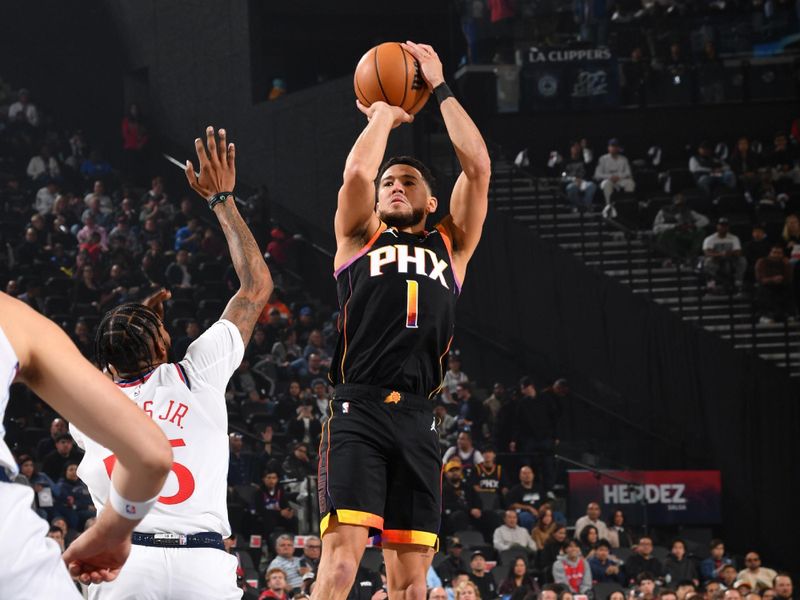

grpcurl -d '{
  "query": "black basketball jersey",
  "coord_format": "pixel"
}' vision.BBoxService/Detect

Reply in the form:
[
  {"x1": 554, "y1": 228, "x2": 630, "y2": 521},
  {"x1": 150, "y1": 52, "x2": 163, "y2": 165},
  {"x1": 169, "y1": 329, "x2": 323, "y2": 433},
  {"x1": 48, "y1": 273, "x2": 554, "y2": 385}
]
[{"x1": 329, "y1": 223, "x2": 460, "y2": 398}]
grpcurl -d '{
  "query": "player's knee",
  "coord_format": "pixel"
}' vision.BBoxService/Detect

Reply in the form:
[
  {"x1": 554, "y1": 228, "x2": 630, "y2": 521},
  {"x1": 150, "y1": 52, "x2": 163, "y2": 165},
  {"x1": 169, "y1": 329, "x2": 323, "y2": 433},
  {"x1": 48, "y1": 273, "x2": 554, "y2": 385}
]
[
  {"x1": 391, "y1": 581, "x2": 428, "y2": 600},
  {"x1": 327, "y1": 557, "x2": 358, "y2": 590}
]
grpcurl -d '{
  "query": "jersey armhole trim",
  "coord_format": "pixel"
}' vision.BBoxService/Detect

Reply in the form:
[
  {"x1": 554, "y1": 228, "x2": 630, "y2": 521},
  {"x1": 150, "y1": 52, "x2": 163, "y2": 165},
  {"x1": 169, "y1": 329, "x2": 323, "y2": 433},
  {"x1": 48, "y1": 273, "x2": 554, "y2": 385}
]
[
  {"x1": 174, "y1": 363, "x2": 191, "y2": 390},
  {"x1": 333, "y1": 222, "x2": 387, "y2": 279},
  {"x1": 434, "y1": 224, "x2": 463, "y2": 295}
]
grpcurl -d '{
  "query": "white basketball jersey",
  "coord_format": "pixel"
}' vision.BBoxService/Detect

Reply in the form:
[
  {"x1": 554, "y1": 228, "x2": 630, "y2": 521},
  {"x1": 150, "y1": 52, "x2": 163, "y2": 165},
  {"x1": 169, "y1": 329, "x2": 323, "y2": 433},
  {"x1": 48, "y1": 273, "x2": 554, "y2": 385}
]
[
  {"x1": 71, "y1": 319, "x2": 244, "y2": 535},
  {"x1": 0, "y1": 324, "x2": 20, "y2": 477}
]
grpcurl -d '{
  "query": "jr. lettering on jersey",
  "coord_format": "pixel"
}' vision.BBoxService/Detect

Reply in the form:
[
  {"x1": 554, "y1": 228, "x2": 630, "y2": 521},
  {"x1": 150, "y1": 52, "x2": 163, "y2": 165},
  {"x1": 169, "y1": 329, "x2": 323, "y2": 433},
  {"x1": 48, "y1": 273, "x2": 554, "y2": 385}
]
[
  {"x1": 143, "y1": 399, "x2": 189, "y2": 429},
  {"x1": 368, "y1": 245, "x2": 450, "y2": 289}
]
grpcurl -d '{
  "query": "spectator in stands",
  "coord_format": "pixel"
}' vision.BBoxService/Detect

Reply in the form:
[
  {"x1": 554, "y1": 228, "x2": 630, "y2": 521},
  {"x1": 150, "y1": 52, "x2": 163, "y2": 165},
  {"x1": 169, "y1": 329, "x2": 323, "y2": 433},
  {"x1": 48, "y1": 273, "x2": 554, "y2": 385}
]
[
  {"x1": 578, "y1": 525, "x2": 600, "y2": 559},
  {"x1": 444, "y1": 430, "x2": 485, "y2": 480},
  {"x1": 783, "y1": 214, "x2": 800, "y2": 260},
  {"x1": 36, "y1": 417, "x2": 68, "y2": 460},
  {"x1": 41, "y1": 432, "x2": 83, "y2": 480},
  {"x1": 53, "y1": 461, "x2": 95, "y2": 531},
  {"x1": 689, "y1": 142, "x2": 736, "y2": 196},
  {"x1": 661, "y1": 589, "x2": 679, "y2": 600},
  {"x1": 256, "y1": 467, "x2": 296, "y2": 535},
  {"x1": 755, "y1": 244, "x2": 795, "y2": 323},
  {"x1": 471, "y1": 446, "x2": 502, "y2": 498},
  {"x1": 70, "y1": 319, "x2": 94, "y2": 358},
  {"x1": 532, "y1": 506, "x2": 556, "y2": 549},
  {"x1": 84, "y1": 179, "x2": 113, "y2": 215},
  {"x1": 553, "y1": 538, "x2": 592, "y2": 594},
  {"x1": 637, "y1": 573, "x2": 658, "y2": 600},
  {"x1": 498, "y1": 556, "x2": 539, "y2": 597},
  {"x1": 483, "y1": 382, "x2": 506, "y2": 428},
  {"x1": 254, "y1": 422, "x2": 284, "y2": 477},
  {"x1": 225, "y1": 532, "x2": 257, "y2": 584},
  {"x1": 47, "y1": 525, "x2": 65, "y2": 552},
  {"x1": 441, "y1": 353, "x2": 469, "y2": 404},
  {"x1": 286, "y1": 400, "x2": 322, "y2": 450},
  {"x1": 121, "y1": 103, "x2": 149, "y2": 182},
  {"x1": 281, "y1": 440, "x2": 315, "y2": 481},
  {"x1": 15, "y1": 227, "x2": 46, "y2": 268},
  {"x1": 493, "y1": 509, "x2": 537, "y2": 553},
  {"x1": 664, "y1": 539, "x2": 699, "y2": 585},
  {"x1": 767, "y1": 133, "x2": 800, "y2": 193},
  {"x1": 625, "y1": 536, "x2": 663, "y2": 583},
  {"x1": 434, "y1": 403, "x2": 458, "y2": 448},
  {"x1": 736, "y1": 552, "x2": 777, "y2": 592},
  {"x1": 719, "y1": 565, "x2": 739, "y2": 589},
  {"x1": 34, "y1": 178, "x2": 59, "y2": 216},
  {"x1": 653, "y1": 193, "x2": 710, "y2": 263},
  {"x1": 705, "y1": 581, "x2": 723, "y2": 599},
  {"x1": 513, "y1": 376, "x2": 560, "y2": 497},
  {"x1": 589, "y1": 540, "x2": 624, "y2": 584},
  {"x1": 539, "y1": 524, "x2": 568, "y2": 579},
  {"x1": 79, "y1": 149, "x2": 113, "y2": 180},
  {"x1": 621, "y1": 47, "x2": 651, "y2": 106},
  {"x1": 300, "y1": 536, "x2": 321, "y2": 574},
  {"x1": 468, "y1": 550, "x2": 497, "y2": 600},
  {"x1": 228, "y1": 432, "x2": 255, "y2": 487},
  {"x1": 435, "y1": 537, "x2": 465, "y2": 587},
  {"x1": 701, "y1": 540, "x2": 734, "y2": 583},
  {"x1": 260, "y1": 567, "x2": 290, "y2": 600},
  {"x1": 291, "y1": 352, "x2": 326, "y2": 389},
  {"x1": 166, "y1": 248, "x2": 193, "y2": 288},
  {"x1": 697, "y1": 41, "x2": 724, "y2": 103},
  {"x1": 8, "y1": 88, "x2": 40, "y2": 127},
  {"x1": 455, "y1": 579, "x2": 481, "y2": 600},
  {"x1": 744, "y1": 224, "x2": 771, "y2": 282},
  {"x1": 563, "y1": 141, "x2": 598, "y2": 212},
  {"x1": 774, "y1": 574, "x2": 793, "y2": 600},
  {"x1": 702, "y1": 218, "x2": 747, "y2": 293},
  {"x1": 273, "y1": 380, "x2": 302, "y2": 426},
  {"x1": 441, "y1": 458, "x2": 483, "y2": 537},
  {"x1": 594, "y1": 138, "x2": 636, "y2": 218},
  {"x1": 574, "y1": 501, "x2": 610, "y2": 541},
  {"x1": 174, "y1": 217, "x2": 203, "y2": 253},
  {"x1": 172, "y1": 319, "x2": 200, "y2": 361},
  {"x1": 505, "y1": 465, "x2": 543, "y2": 531},
  {"x1": 456, "y1": 382, "x2": 488, "y2": 440},
  {"x1": 729, "y1": 137, "x2": 762, "y2": 198},
  {"x1": 268, "y1": 535, "x2": 309, "y2": 594}
]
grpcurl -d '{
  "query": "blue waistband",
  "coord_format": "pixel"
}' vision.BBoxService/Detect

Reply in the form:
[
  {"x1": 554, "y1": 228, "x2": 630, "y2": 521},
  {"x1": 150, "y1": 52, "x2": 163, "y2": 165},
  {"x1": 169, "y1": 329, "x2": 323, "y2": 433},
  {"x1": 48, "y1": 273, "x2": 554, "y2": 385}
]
[{"x1": 131, "y1": 531, "x2": 224, "y2": 550}]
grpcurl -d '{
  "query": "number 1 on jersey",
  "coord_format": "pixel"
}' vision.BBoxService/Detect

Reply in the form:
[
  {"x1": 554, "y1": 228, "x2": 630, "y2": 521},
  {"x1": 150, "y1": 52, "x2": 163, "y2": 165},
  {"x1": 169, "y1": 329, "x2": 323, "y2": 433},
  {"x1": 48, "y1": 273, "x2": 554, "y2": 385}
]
[{"x1": 406, "y1": 280, "x2": 419, "y2": 329}]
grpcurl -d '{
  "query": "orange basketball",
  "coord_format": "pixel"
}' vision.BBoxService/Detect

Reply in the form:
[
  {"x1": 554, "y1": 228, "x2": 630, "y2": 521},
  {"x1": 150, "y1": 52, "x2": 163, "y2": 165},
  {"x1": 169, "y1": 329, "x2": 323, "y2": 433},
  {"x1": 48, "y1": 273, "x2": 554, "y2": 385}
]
[{"x1": 354, "y1": 42, "x2": 431, "y2": 115}]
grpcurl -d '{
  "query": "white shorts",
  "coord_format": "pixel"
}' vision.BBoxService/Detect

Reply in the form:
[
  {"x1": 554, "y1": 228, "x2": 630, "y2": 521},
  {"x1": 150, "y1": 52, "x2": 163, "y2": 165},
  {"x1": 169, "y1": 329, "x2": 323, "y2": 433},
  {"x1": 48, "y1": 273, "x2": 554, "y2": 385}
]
[
  {"x1": 0, "y1": 481, "x2": 82, "y2": 600},
  {"x1": 88, "y1": 543, "x2": 242, "y2": 599}
]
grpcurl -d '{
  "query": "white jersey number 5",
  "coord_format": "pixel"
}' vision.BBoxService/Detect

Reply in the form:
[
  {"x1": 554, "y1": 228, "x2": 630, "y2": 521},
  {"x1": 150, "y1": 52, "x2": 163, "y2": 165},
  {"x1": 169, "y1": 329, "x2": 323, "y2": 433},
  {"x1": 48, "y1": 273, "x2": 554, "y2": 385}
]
[{"x1": 103, "y1": 438, "x2": 196, "y2": 505}]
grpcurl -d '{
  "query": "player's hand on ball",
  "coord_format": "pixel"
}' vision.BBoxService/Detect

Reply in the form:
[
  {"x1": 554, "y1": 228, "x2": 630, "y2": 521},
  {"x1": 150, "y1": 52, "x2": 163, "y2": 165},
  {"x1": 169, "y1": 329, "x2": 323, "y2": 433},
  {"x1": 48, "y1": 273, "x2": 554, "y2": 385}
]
[
  {"x1": 402, "y1": 41, "x2": 444, "y2": 89},
  {"x1": 63, "y1": 528, "x2": 131, "y2": 584},
  {"x1": 356, "y1": 100, "x2": 413, "y2": 129},
  {"x1": 185, "y1": 126, "x2": 236, "y2": 200}
]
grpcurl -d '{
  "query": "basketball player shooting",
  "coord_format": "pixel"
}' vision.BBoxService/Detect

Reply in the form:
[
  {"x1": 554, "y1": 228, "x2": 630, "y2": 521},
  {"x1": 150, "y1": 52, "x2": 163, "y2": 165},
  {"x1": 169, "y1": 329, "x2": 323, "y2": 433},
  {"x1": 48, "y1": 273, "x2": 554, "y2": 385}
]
[
  {"x1": 313, "y1": 42, "x2": 491, "y2": 600},
  {"x1": 70, "y1": 127, "x2": 272, "y2": 599},
  {"x1": 0, "y1": 293, "x2": 172, "y2": 598}
]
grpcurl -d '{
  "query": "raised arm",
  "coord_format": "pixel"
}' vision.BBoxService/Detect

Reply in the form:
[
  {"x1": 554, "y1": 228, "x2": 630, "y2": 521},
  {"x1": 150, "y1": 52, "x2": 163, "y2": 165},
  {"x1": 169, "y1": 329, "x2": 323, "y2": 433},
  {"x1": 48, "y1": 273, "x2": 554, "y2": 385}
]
[
  {"x1": 185, "y1": 127, "x2": 272, "y2": 346},
  {"x1": 404, "y1": 42, "x2": 491, "y2": 278},
  {"x1": 334, "y1": 101, "x2": 412, "y2": 267},
  {"x1": 1, "y1": 293, "x2": 172, "y2": 584}
]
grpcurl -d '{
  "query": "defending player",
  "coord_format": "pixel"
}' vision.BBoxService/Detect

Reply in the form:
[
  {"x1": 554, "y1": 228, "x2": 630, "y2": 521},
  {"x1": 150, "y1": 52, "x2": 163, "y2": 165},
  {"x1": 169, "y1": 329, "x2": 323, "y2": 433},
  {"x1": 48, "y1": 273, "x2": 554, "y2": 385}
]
[
  {"x1": 0, "y1": 292, "x2": 172, "y2": 597},
  {"x1": 71, "y1": 127, "x2": 272, "y2": 599},
  {"x1": 313, "y1": 42, "x2": 491, "y2": 600}
]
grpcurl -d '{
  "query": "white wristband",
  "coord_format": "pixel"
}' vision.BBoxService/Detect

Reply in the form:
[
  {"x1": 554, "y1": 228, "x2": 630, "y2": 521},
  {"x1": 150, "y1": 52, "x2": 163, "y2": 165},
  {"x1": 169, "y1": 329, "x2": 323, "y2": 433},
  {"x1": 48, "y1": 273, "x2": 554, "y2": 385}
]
[{"x1": 108, "y1": 484, "x2": 158, "y2": 520}]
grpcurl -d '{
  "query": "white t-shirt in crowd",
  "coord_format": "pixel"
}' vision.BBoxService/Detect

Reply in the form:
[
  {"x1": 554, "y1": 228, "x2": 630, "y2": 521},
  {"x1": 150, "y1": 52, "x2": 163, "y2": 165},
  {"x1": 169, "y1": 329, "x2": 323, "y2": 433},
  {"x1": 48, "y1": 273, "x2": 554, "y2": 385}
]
[{"x1": 702, "y1": 232, "x2": 741, "y2": 254}]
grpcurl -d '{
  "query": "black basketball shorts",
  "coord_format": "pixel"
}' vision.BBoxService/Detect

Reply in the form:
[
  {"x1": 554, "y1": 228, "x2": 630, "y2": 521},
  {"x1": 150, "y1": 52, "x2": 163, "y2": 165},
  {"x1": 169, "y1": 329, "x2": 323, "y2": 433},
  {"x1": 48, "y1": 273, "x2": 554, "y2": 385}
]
[{"x1": 317, "y1": 383, "x2": 442, "y2": 547}]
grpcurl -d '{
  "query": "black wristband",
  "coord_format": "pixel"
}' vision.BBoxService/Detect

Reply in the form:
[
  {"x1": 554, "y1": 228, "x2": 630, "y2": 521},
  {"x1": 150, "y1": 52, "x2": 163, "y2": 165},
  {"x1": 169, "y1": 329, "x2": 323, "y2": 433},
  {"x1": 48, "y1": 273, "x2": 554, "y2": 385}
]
[
  {"x1": 433, "y1": 82, "x2": 454, "y2": 105},
  {"x1": 208, "y1": 192, "x2": 233, "y2": 210}
]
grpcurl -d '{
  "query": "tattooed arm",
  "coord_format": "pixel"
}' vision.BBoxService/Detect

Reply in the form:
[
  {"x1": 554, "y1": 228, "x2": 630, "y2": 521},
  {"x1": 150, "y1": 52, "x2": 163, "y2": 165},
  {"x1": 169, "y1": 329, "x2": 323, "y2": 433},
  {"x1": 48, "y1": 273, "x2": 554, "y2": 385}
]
[{"x1": 186, "y1": 126, "x2": 272, "y2": 346}]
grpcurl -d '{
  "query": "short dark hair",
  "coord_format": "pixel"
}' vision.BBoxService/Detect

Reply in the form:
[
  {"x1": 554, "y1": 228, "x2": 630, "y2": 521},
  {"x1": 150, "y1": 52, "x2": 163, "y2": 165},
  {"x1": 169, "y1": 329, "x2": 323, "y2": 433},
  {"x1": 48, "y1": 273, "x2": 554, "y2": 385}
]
[
  {"x1": 709, "y1": 538, "x2": 724, "y2": 550},
  {"x1": 659, "y1": 589, "x2": 678, "y2": 599},
  {"x1": 376, "y1": 156, "x2": 436, "y2": 193},
  {"x1": 55, "y1": 433, "x2": 73, "y2": 443},
  {"x1": 596, "y1": 539, "x2": 611, "y2": 550},
  {"x1": 519, "y1": 376, "x2": 534, "y2": 389},
  {"x1": 562, "y1": 538, "x2": 581, "y2": 551},
  {"x1": 638, "y1": 572, "x2": 656, "y2": 584}
]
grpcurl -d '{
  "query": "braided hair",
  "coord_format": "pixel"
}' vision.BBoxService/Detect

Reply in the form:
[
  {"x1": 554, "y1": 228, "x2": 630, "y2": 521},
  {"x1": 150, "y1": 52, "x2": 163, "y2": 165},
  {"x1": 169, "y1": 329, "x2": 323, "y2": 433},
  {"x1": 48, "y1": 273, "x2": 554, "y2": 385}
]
[{"x1": 95, "y1": 303, "x2": 166, "y2": 377}]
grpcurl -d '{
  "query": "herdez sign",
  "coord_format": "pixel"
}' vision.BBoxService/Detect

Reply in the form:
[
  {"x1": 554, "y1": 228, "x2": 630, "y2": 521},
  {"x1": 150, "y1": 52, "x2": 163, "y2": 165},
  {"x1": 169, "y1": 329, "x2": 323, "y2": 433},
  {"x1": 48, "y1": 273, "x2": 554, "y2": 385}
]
[{"x1": 568, "y1": 470, "x2": 722, "y2": 525}]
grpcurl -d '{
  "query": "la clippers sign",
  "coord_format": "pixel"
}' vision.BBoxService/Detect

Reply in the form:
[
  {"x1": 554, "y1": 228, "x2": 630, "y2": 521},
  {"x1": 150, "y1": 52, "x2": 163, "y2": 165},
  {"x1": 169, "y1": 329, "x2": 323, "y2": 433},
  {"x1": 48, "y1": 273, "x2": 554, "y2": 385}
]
[{"x1": 568, "y1": 470, "x2": 721, "y2": 525}]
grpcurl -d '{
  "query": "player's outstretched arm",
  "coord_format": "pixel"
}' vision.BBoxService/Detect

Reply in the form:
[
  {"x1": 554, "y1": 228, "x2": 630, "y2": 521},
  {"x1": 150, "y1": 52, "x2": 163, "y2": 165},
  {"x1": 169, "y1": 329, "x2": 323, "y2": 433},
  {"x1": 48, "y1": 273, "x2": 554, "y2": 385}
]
[
  {"x1": 404, "y1": 41, "x2": 491, "y2": 277},
  {"x1": 334, "y1": 101, "x2": 412, "y2": 263},
  {"x1": 185, "y1": 126, "x2": 272, "y2": 346},
  {"x1": 1, "y1": 293, "x2": 172, "y2": 583}
]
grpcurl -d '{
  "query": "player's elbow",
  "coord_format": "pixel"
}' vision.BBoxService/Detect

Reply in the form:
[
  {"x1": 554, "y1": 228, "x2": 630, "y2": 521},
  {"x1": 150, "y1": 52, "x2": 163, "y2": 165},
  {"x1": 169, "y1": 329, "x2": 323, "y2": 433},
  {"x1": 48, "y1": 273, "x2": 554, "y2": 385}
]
[
  {"x1": 464, "y1": 154, "x2": 492, "y2": 182},
  {"x1": 342, "y1": 163, "x2": 375, "y2": 186},
  {"x1": 139, "y1": 433, "x2": 173, "y2": 481}
]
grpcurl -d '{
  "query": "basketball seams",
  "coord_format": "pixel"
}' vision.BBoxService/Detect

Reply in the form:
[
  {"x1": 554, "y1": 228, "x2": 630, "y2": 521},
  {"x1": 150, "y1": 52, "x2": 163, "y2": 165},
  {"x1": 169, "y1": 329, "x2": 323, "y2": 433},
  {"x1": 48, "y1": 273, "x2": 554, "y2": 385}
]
[
  {"x1": 373, "y1": 45, "x2": 392, "y2": 105},
  {"x1": 398, "y1": 43, "x2": 409, "y2": 109}
]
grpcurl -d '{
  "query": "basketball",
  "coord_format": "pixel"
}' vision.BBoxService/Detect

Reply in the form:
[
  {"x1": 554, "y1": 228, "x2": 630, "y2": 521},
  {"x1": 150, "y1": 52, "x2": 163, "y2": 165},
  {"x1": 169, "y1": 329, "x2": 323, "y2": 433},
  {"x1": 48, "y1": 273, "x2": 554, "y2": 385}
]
[{"x1": 354, "y1": 42, "x2": 431, "y2": 115}]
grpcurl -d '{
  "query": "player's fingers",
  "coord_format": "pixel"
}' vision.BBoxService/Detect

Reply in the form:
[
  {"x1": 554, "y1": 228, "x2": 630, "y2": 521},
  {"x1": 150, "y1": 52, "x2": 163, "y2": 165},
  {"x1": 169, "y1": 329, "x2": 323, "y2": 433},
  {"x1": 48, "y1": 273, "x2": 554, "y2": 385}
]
[
  {"x1": 217, "y1": 128, "x2": 228, "y2": 163},
  {"x1": 193, "y1": 137, "x2": 210, "y2": 170},
  {"x1": 184, "y1": 160, "x2": 198, "y2": 188},
  {"x1": 205, "y1": 126, "x2": 220, "y2": 166},
  {"x1": 227, "y1": 142, "x2": 236, "y2": 171},
  {"x1": 355, "y1": 100, "x2": 370, "y2": 117}
]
